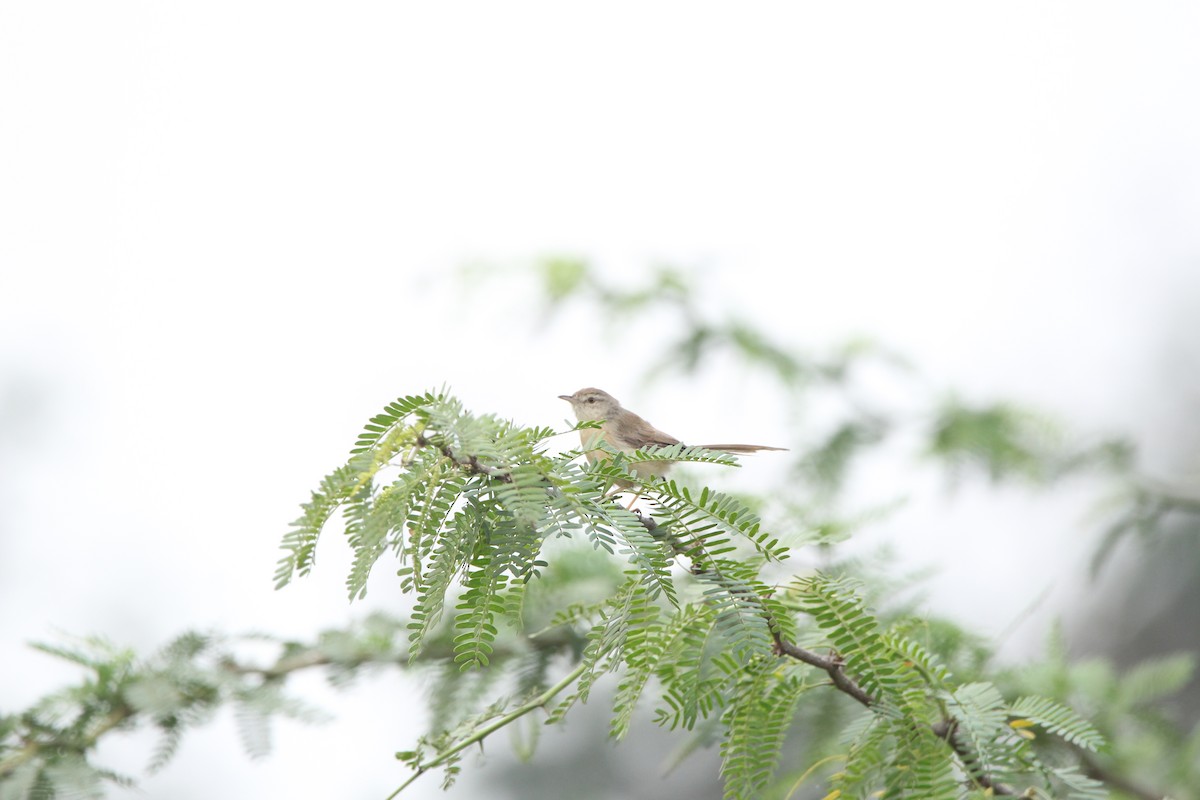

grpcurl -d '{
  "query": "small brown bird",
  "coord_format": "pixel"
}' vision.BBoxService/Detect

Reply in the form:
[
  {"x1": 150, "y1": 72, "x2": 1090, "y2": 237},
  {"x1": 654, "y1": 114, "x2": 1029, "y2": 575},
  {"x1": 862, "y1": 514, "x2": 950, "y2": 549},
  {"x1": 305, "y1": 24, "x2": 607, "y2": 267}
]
[{"x1": 558, "y1": 387, "x2": 786, "y2": 482}]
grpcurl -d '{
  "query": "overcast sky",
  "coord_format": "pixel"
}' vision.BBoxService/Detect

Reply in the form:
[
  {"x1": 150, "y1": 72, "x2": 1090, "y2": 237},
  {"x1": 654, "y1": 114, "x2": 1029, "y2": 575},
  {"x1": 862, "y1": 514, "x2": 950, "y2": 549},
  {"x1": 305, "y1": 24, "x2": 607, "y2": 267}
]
[{"x1": 3, "y1": 3, "x2": 1199, "y2": 798}]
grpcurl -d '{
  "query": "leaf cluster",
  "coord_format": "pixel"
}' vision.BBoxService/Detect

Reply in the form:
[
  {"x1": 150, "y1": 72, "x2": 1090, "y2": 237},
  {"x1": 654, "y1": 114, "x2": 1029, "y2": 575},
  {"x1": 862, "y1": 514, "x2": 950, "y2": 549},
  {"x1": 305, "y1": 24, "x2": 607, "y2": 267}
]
[{"x1": 267, "y1": 391, "x2": 1114, "y2": 799}]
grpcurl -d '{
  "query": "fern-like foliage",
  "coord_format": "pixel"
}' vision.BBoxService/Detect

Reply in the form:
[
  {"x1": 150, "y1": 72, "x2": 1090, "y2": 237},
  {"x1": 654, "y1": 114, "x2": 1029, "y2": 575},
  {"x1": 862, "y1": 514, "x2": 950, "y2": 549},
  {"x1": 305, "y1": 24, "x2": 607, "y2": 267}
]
[
  {"x1": 719, "y1": 672, "x2": 807, "y2": 800},
  {"x1": 406, "y1": 502, "x2": 479, "y2": 662},
  {"x1": 1006, "y1": 696, "x2": 1105, "y2": 752},
  {"x1": 653, "y1": 605, "x2": 725, "y2": 732},
  {"x1": 274, "y1": 457, "x2": 370, "y2": 589},
  {"x1": 884, "y1": 725, "x2": 961, "y2": 800},
  {"x1": 273, "y1": 392, "x2": 1125, "y2": 800},
  {"x1": 580, "y1": 577, "x2": 659, "y2": 698},
  {"x1": 647, "y1": 479, "x2": 789, "y2": 564},
  {"x1": 949, "y1": 681, "x2": 1016, "y2": 780},
  {"x1": 793, "y1": 574, "x2": 926, "y2": 712},
  {"x1": 781, "y1": 574, "x2": 1120, "y2": 800},
  {"x1": 611, "y1": 603, "x2": 713, "y2": 738},
  {"x1": 694, "y1": 560, "x2": 776, "y2": 660},
  {"x1": 452, "y1": 555, "x2": 507, "y2": 669}
]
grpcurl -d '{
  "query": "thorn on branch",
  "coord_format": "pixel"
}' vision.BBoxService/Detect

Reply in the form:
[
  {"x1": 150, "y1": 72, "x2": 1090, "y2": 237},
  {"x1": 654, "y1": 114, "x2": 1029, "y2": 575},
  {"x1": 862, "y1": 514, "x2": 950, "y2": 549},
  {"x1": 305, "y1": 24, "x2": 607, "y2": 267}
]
[{"x1": 772, "y1": 632, "x2": 874, "y2": 708}]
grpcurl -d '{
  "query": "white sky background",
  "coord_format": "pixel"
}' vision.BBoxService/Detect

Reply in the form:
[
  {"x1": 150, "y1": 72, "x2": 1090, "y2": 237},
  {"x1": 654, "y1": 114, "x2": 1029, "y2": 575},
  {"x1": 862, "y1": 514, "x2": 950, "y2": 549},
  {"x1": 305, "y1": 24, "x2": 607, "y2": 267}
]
[{"x1": 2, "y1": 2, "x2": 1199, "y2": 798}]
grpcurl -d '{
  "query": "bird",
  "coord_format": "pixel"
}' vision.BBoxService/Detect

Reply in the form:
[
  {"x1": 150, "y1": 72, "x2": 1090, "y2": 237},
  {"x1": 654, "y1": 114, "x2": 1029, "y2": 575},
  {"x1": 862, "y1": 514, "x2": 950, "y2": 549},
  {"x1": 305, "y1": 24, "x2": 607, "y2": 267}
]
[{"x1": 558, "y1": 387, "x2": 787, "y2": 484}]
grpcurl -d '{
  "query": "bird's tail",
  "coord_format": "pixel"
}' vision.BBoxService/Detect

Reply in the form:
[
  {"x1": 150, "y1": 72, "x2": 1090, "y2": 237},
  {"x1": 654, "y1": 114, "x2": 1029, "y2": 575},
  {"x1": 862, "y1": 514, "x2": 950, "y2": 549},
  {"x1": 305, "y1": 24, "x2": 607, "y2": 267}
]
[{"x1": 696, "y1": 444, "x2": 788, "y2": 453}]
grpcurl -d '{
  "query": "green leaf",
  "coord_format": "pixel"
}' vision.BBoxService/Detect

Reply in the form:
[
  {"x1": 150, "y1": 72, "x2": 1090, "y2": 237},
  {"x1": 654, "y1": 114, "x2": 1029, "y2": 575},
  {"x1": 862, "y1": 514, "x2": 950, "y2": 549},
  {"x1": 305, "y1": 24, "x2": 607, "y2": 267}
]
[
  {"x1": 1007, "y1": 695, "x2": 1106, "y2": 752},
  {"x1": 720, "y1": 673, "x2": 805, "y2": 800}
]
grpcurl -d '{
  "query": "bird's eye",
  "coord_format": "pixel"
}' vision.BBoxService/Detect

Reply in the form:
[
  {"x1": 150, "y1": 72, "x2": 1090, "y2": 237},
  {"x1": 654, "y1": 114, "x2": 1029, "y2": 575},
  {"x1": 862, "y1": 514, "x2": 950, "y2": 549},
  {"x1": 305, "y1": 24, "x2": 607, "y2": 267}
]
[{"x1": 586, "y1": 397, "x2": 596, "y2": 403}]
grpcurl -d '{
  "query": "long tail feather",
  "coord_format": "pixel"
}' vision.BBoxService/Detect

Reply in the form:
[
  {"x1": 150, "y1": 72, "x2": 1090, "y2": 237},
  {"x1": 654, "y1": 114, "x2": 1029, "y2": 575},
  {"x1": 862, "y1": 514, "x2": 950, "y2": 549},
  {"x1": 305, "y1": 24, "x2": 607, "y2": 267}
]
[{"x1": 696, "y1": 443, "x2": 788, "y2": 453}]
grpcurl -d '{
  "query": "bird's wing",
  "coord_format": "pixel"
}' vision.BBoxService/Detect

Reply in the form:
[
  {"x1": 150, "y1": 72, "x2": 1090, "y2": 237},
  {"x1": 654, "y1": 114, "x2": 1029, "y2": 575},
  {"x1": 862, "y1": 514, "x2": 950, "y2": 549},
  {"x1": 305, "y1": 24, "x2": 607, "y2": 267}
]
[{"x1": 612, "y1": 413, "x2": 680, "y2": 450}]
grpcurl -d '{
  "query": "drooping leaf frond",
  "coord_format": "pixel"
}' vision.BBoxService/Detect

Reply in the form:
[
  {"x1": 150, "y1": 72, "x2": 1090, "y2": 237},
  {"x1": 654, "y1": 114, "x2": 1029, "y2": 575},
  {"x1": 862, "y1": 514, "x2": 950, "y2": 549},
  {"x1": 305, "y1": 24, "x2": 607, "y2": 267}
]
[
  {"x1": 548, "y1": 577, "x2": 653, "y2": 723},
  {"x1": 1007, "y1": 696, "x2": 1105, "y2": 752},
  {"x1": 350, "y1": 392, "x2": 442, "y2": 455},
  {"x1": 719, "y1": 672, "x2": 806, "y2": 800},
  {"x1": 649, "y1": 480, "x2": 789, "y2": 563},
  {"x1": 275, "y1": 458, "x2": 368, "y2": 589},
  {"x1": 452, "y1": 555, "x2": 507, "y2": 670},
  {"x1": 793, "y1": 574, "x2": 923, "y2": 710},
  {"x1": 950, "y1": 681, "x2": 1014, "y2": 780},
  {"x1": 406, "y1": 503, "x2": 482, "y2": 662},
  {"x1": 1049, "y1": 764, "x2": 1109, "y2": 800},
  {"x1": 694, "y1": 560, "x2": 776, "y2": 661},
  {"x1": 609, "y1": 602, "x2": 728, "y2": 740},
  {"x1": 883, "y1": 632, "x2": 953, "y2": 688},
  {"x1": 884, "y1": 725, "x2": 960, "y2": 800}
]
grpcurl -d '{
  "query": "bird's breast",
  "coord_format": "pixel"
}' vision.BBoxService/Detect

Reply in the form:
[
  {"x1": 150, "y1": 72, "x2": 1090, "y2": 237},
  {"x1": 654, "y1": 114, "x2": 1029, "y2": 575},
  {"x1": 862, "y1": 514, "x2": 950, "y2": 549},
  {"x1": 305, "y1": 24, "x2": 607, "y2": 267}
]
[{"x1": 578, "y1": 426, "x2": 607, "y2": 462}]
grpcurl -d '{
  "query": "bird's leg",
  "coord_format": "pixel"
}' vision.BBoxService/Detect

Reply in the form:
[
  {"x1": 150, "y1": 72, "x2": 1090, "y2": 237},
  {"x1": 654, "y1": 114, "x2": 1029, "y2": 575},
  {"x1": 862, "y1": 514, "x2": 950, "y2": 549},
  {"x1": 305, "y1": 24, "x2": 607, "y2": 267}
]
[{"x1": 600, "y1": 481, "x2": 643, "y2": 509}]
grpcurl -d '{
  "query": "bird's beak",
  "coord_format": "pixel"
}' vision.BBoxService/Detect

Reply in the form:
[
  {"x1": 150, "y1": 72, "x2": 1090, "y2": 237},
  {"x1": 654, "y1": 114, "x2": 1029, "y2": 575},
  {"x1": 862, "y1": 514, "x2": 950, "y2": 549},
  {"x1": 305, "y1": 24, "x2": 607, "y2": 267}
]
[{"x1": 558, "y1": 394, "x2": 573, "y2": 402}]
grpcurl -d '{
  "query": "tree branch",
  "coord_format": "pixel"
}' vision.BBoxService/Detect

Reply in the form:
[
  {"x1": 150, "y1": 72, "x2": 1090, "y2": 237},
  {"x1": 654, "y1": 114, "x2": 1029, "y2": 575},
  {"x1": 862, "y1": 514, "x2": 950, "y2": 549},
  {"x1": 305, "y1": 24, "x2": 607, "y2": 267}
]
[
  {"x1": 771, "y1": 633, "x2": 874, "y2": 708},
  {"x1": 415, "y1": 434, "x2": 513, "y2": 482},
  {"x1": 770, "y1": 631, "x2": 1019, "y2": 796},
  {"x1": 2, "y1": 624, "x2": 573, "y2": 782}
]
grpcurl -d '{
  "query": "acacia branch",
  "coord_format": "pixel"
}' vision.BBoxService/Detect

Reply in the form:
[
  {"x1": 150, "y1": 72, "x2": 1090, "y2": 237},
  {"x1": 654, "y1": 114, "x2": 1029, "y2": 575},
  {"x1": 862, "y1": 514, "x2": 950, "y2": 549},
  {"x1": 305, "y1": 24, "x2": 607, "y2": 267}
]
[
  {"x1": 771, "y1": 633, "x2": 874, "y2": 708},
  {"x1": 766, "y1": 589, "x2": 1169, "y2": 798},
  {"x1": 415, "y1": 434, "x2": 513, "y2": 482},
  {"x1": 386, "y1": 661, "x2": 588, "y2": 799},
  {"x1": 771, "y1": 632, "x2": 1018, "y2": 796},
  {"x1": 2, "y1": 625, "x2": 573, "y2": 781},
  {"x1": 0, "y1": 704, "x2": 135, "y2": 778},
  {"x1": 634, "y1": 502, "x2": 1024, "y2": 798}
]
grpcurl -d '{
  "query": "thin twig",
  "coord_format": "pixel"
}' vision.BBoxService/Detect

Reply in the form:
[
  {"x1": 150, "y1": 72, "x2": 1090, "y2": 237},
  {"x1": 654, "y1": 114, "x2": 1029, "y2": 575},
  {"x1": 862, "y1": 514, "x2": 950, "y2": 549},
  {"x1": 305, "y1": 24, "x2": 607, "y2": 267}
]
[{"x1": 386, "y1": 661, "x2": 588, "y2": 799}]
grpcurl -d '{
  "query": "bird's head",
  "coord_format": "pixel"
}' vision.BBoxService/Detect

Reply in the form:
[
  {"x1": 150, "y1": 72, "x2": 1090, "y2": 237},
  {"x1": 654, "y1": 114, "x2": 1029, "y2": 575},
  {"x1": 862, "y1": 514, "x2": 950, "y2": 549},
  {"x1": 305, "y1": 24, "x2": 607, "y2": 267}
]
[{"x1": 558, "y1": 387, "x2": 621, "y2": 422}]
